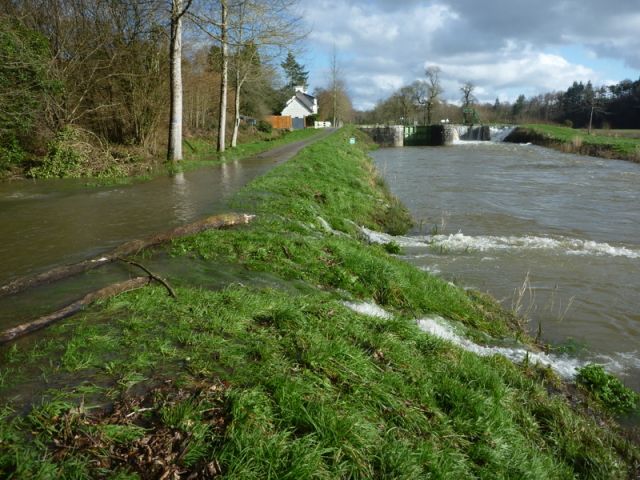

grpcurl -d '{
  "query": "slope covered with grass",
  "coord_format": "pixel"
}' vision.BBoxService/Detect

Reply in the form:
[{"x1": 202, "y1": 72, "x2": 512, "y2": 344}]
[
  {"x1": 1, "y1": 127, "x2": 638, "y2": 479},
  {"x1": 506, "y1": 124, "x2": 640, "y2": 162}
]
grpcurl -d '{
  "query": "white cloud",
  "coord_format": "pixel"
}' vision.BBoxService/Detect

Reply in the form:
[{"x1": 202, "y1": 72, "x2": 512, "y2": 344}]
[{"x1": 300, "y1": 0, "x2": 640, "y2": 109}]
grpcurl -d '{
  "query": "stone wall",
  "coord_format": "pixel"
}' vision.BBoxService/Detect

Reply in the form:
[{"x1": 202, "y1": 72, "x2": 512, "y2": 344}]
[{"x1": 358, "y1": 126, "x2": 404, "y2": 147}]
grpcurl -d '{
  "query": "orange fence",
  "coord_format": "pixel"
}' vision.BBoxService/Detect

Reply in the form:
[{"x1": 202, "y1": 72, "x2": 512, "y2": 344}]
[{"x1": 265, "y1": 115, "x2": 292, "y2": 130}]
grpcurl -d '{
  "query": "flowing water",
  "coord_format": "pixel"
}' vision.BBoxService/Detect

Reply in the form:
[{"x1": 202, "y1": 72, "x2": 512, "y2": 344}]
[
  {"x1": 371, "y1": 142, "x2": 640, "y2": 390},
  {"x1": 0, "y1": 132, "x2": 332, "y2": 329}
]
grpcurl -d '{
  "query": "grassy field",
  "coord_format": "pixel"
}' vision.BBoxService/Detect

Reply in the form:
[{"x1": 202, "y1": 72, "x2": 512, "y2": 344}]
[
  {"x1": 510, "y1": 124, "x2": 640, "y2": 161},
  {"x1": 1, "y1": 127, "x2": 638, "y2": 478}
]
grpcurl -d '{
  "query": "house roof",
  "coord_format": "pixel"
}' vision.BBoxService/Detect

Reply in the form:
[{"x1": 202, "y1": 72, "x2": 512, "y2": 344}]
[{"x1": 295, "y1": 91, "x2": 316, "y2": 112}]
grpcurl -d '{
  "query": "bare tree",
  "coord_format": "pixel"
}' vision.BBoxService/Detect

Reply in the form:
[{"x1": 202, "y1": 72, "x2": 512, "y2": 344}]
[
  {"x1": 228, "y1": 0, "x2": 305, "y2": 147},
  {"x1": 330, "y1": 45, "x2": 340, "y2": 127},
  {"x1": 217, "y1": 0, "x2": 228, "y2": 152},
  {"x1": 411, "y1": 80, "x2": 428, "y2": 125},
  {"x1": 425, "y1": 65, "x2": 443, "y2": 124},
  {"x1": 460, "y1": 81, "x2": 476, "y2": 124},
  {"x1": 228, "y1": 0, "x2": 303, "y2": 147},
  {"x1": 395, "y1": 86, "x2": 415, "y2": 125},
  {"x1": 460, "y1": 81, "x2": 476, "y2": 108},
  {"x1": 168, "y1": 0, "x2": 193, "y2": 162}
]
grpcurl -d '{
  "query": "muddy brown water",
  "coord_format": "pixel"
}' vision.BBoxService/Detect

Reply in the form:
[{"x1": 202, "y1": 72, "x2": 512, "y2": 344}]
[
  {"x1": 0, "y1": 131, "x2": 333, "y2": 330},
  {"x1": 372, "y1": 141, "x2": 640, "y2": 391}
]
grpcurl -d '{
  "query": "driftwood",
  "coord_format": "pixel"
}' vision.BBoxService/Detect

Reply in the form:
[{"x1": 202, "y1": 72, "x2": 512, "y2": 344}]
[
  {"x1": 117, "y1": 257, "x2": 177, "y2": 299},
  {"x1": 0, "y1": 212, "x2": 254, "y2": 298},
  {"x1": 0, "y1": 277, "x2": 150, "y2": 344}
]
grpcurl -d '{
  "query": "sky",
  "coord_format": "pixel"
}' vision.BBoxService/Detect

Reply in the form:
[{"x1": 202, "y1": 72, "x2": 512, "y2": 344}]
[{"x1": 297, "y1": 0, "x2": 640, "y2": 110}]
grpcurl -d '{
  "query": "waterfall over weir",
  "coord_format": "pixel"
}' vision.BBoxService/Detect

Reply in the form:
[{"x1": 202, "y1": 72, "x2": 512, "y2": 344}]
[
  {"x1": 449, "y1": 125, "x2": 515, "y2": 143},
  {"x1": 359, "y1": 125, "x2": 515, "y2": 147}
]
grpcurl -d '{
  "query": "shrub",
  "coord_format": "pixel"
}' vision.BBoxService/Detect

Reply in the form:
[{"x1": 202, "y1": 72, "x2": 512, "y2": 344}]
[
  {"x1": 563, "y1": 119, "x2": 573, "y2": 128},
  {"x1": 0, "y1": 135, "x2": 26, "y2": 172},
  {"x1": 257, "y1": 120, "x2": 273, "y2": 134},
  {"x1": 383, "y1": 241, "x2": 402, "y2": 254},
  {"x1": 28, "y1": 127, "x2": 85, "y2": 179},
  {"x1": 576, "y1": 364, "x2": 639, "y2": 414}
]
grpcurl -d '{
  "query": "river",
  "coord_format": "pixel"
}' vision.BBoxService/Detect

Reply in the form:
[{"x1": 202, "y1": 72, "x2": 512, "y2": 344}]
[{"x1": 372, "y1": 141, "x2": 640, "y2": 390}]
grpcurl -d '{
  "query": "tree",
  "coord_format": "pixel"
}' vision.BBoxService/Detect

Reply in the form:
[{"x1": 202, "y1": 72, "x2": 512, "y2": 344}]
[
  {"x1": 460, "y1": 81, "x2": 476, "y2": 108},
  {"x1": 227, "y1": 0, "x2": 304, "y2": 147},
  {"x1": 2, "y1": 0, "x2": 168, "y2": 150},
  {"x1": 0, "y1": 17, "x2": 52, "y2": 139},
  {"x1": 460, "y1": 81, "x2": 476, "y2": 124},
  {"x1": 324, "y1": 45, "x2": 353, "y2": 126},
  {"x1": 231, "y1": 41, "x2": 261, "y2": 146},
  {"x1": 512, "y1": 94, "x2": 526, "y2": 120},
  {"x1": 217, "y1": 0, "x2": 228, "y2": 152},
  {"x1": 281, "y1": 51, "x2": 308, "y2": 90},
  {"x1": 411, "y1": 80, "x2": 428, "y2": 125},
  {"x1": 168, "y1": 0, "x2": 193, "y2": 162},
  {"x1": 424, "y1": 66, "x2": 443, "y2": 124},
  {"x1": 395, "y1": 86, "x2": 416, "y2": 125}
]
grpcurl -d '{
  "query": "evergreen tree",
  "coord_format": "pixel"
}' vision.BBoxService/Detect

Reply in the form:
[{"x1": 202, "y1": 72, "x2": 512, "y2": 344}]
[{"x1": 281, "y1": 52, "x2": 308, "y2": 89}]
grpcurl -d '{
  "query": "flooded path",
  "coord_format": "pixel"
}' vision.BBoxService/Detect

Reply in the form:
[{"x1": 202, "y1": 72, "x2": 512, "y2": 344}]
[{"x1": 0, "y1": 131, "x2": 332, "y2": 329}]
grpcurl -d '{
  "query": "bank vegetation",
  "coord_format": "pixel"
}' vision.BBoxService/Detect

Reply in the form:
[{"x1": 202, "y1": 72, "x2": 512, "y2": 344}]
[
  {"x1": 0, "y1": 0, "x2": 311, "y2": 180},
  {"x1": 1, "y1": 127, "x2": 638, "y2": 478}
]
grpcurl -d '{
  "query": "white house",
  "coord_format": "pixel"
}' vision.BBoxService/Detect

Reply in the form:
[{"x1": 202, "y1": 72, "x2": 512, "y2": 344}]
[{"x1": 281, "y1": 86, "x2": 318, "y2": 121}]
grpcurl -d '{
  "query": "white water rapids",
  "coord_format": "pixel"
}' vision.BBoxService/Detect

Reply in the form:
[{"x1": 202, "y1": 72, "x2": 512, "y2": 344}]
[{"x1": 371, "y1": 141, "x2": 640, "y2": 390}]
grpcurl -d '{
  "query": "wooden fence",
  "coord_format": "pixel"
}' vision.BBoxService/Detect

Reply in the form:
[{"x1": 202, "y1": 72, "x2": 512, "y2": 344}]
[{"x1": 265, "y1": 115, "x2": 292, "y2": 130}]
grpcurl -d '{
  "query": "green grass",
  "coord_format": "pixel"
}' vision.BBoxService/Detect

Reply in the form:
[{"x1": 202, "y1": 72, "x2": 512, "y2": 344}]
[
  {"x1": 521, "y1": 124, "x2": 640, "y2": 159},
  {"x1": 576, "y1": 364, "x2": 639, "y2": 414},
  {"x1": 177, "y1": 128, "x2": 322, "y2": 172},
  {"x1": 1, "y1": 126, "x2": 638, "y2": 478}
]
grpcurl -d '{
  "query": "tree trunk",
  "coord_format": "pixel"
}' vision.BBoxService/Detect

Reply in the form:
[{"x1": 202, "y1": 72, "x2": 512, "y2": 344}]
[
  {"x1": 0, "y1": 277, "x2": 151, "y2": 344},
  {"x1": 231, "y1": 68, "x2": 241, "y2": 148},
  {"x1": 0, "y1": 213, "x2": 255, "y2": 298},
  {"x1": 168, "y1": 0, "x2": 184, "y2": 162},
  {"x1": 217, "y1": 0, "x2": 228, "y2": 153}
]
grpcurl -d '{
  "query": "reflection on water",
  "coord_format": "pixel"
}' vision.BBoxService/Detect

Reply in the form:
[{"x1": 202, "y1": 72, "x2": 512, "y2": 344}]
[
  {"x1": 0, "y1": 133, "x2": 330, "y2": 287},
  {"x1": 171, "y1": 172, "x2": 194, "y2": 223},
  {"x1": 372, "y1": 143, "x2": 640, "y2": 390}
]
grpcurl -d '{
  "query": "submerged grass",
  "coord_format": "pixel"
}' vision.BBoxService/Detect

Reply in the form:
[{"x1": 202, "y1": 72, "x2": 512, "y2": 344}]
[{"x1": 1, "y1": 126, "x2": 638, "y2": 478}]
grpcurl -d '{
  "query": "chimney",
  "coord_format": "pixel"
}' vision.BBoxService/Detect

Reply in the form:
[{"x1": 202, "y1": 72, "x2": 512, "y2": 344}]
[{"x1": 294, "y1": 85, "x2": 305, "y2": 93}]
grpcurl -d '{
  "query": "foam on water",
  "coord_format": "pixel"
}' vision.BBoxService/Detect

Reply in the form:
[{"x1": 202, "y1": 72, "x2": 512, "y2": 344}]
[
  {"x1": 343, "y1": 302, "x2": 640, "y2": 380},
  {"x1": 359, "y1": 226, "x2": 640, "y2": 259},
  {"x1": 359, "y1": 226, "x2": 426, "y2": 248},
  {"x1": 343, "y1": 301, "x2": 392, "y2": 319},
  {"x1": 417, "y1": 316, "x2": 584, "y2": 379},
  {"x1": 430, "y1": 233, "x2": 640, "y2": 259},
  {"x1": 489, "y1": 126, "x2": 516, "y2": 142}
]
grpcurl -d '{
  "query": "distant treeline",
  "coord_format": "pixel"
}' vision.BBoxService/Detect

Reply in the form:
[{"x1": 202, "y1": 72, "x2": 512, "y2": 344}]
[{"x1": 356, "y1": 77, "x2": 640, "y2": 129}]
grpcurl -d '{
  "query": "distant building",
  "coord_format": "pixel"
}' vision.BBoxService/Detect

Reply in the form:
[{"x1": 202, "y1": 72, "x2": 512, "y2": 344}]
[{"x1": 281, "y1": 86, "x2": 318, "y2": 129}]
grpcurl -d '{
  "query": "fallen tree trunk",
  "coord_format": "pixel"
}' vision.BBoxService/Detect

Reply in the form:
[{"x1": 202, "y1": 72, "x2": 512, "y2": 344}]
[
  {"x1": 0, "y1": 213, "x2": 254, "y2": 298},
  {"x1": 0, "y1": 277, "x2": 150, "y2": 344}
]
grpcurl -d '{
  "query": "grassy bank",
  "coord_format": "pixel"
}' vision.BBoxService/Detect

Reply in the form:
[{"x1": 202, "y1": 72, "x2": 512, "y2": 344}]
[
  {"x1": 178, "y1": 128, "x2": 322, "y2": 173},
  {"x1": 1, "y1": 127, "x2": 639, "y2": 478},
  {"x1": 2, "y1": 128, "x2": 321, "y2": 184},
  {"x1": 505, "y1": 124, "x2": 640, "y2": 162}
]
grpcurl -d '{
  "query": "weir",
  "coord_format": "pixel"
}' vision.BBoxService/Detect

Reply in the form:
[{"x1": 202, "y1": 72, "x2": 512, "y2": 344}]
[{"x1": 359, "y1": 124, "x2": 513, "y2": 147}]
